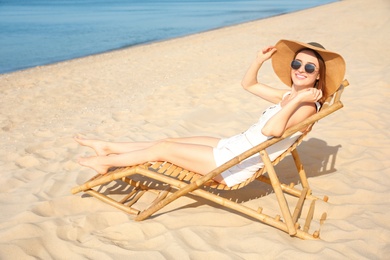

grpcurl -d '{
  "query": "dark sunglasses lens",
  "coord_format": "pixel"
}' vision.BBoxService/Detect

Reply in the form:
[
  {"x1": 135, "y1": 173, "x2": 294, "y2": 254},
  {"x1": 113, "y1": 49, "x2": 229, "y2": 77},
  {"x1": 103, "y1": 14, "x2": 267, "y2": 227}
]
[
  {"x1": 291, "y1": 60, "x2": 301, "y2": 70},
  {"x1": 305, "y1": 64, "x2": 316, "y2": 73}
]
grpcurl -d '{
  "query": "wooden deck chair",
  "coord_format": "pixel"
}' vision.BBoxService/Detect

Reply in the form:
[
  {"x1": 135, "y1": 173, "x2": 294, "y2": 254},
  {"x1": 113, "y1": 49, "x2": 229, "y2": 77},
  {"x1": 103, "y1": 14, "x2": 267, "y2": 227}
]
[{"x1": 72, "y1": 80, "x2": 349, "y2": 240}]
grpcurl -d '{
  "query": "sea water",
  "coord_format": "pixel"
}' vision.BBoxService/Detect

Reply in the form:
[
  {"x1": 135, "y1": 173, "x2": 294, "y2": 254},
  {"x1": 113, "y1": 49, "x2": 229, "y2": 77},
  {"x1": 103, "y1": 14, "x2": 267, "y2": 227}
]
[{"x1": 0, "y1": 0, "x2": 336, "y2": 74}]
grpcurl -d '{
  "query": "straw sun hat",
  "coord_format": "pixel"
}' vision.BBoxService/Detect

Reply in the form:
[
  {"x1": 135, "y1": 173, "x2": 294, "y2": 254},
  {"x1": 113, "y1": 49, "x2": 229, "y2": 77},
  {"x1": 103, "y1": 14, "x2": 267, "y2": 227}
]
[{"x1": 271, "y1": 39, "x2": 346, "y2": 98}]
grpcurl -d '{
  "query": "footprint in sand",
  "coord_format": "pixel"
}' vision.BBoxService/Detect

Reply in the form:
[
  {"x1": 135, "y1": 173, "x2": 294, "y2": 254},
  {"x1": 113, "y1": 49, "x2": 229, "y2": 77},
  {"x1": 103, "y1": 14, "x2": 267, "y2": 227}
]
[{"x1": 15, "y1": 155, "x2": 40, "y2": 168}]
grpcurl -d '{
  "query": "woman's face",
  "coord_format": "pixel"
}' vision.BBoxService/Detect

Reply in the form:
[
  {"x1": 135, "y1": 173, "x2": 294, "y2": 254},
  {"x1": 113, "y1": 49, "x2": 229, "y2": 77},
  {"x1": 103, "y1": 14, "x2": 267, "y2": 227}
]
[{"x1": 290, "y1": 49, "x2": 320, "y2": 89}]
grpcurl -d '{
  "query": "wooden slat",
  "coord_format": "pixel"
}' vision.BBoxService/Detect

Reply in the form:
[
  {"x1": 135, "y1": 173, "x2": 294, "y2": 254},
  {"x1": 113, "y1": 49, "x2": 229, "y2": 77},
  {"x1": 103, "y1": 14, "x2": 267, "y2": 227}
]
[
  {"x1": 183, "y1": 171, "x2": 196, "y2": 182},
  {"x1": 158, "y1": 162, "x2": 172, "y2": 174},
  {"x1": 164, "y1": 164, "x2": 177, "y2": 176},
  {"x1": 170, "y1": 167, "x2": 183, "y2": 178},
  {"x1": 177, "y1": 170, "x2": 189, "y2": 181},
  {"x1": 151, "y1": 161, "x2": 163, "y2": 170}
]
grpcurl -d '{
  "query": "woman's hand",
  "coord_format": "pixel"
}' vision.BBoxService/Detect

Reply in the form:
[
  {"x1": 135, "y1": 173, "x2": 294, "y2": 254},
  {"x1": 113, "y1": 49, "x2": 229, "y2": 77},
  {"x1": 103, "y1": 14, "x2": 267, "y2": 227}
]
[
  {"x1": 297, "y1": 88, "x2": 323, "y2": 103},
  {"x1": 262, "y1": 88, "x2": 322, "y2": 137},
  {"x1": 241, "y1": 44, "x2": 285, "y2": 103},
  {"x1": 256, "y1": 46, "x2": 277, "y2": 63}
]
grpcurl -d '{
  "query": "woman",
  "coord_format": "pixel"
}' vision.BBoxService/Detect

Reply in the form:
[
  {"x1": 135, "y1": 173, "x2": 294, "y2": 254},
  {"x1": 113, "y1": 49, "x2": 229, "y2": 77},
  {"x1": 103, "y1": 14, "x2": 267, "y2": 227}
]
[{"x1": 75, "y1": 39, "x2": 345, "y2": 187}]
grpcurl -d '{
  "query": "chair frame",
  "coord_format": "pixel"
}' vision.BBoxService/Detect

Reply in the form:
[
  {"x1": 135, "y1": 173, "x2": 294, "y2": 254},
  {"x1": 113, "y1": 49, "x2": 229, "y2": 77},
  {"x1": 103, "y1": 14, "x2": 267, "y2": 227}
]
[{"x1": 72, "y1": 80, "x2": 349, "y2": 239}]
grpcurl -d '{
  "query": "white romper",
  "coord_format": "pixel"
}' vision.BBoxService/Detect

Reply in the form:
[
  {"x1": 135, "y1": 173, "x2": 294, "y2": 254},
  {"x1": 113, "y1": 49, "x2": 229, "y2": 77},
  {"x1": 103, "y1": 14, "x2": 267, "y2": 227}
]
[{"x1": 213, "y1": 93, "x2": 320, "y2": 187}]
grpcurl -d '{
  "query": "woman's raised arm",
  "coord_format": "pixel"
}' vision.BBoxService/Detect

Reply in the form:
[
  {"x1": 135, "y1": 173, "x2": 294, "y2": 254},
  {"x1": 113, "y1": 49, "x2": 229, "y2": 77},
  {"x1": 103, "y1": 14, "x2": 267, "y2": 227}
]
[{"x1": 241, "y1": 46, "x2": 287, "y2": 104}]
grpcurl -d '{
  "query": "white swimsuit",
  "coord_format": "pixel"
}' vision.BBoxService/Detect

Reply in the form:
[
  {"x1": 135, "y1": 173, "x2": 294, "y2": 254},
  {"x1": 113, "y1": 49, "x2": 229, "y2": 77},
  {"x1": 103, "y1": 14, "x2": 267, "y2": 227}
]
[{"x1": 213, "y1": 94, "x2": 320, "y2": 187}]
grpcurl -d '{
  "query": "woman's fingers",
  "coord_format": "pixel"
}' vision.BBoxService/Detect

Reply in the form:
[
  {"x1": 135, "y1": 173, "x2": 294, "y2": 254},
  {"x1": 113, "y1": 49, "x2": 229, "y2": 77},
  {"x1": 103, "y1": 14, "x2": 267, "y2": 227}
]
[
  {"x1": 257, "y1": 46, "x2": 277, "y2": 61},
  {"x1": 300, "y1": 88, "x2": 323, "y2": 102}
]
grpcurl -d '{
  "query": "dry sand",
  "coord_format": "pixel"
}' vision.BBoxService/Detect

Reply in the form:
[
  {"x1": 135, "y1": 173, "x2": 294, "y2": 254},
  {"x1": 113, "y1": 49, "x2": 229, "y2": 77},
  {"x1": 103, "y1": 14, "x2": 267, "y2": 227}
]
[{"x1": 0, "y1": 0, "x2": 389, "y2": 259}]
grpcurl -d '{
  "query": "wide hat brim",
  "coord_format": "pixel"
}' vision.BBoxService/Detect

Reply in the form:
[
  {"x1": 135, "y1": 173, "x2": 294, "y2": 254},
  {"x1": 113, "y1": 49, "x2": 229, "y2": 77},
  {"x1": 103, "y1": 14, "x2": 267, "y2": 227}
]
[{"x1": 271, "y1": 39, "x2": 346, "y2": 98}]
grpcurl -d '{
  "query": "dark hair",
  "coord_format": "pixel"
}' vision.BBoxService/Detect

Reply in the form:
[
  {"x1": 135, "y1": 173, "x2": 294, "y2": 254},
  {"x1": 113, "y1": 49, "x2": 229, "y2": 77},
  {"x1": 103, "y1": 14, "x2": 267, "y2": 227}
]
[{"x1": 294, "y1": 48, "x2": 327, "y2": 103}]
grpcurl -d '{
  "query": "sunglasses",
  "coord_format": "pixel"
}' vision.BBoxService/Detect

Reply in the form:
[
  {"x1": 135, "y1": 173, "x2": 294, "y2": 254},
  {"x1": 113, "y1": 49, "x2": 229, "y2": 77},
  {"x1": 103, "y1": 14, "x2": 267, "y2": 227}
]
[{"x1": 290, "y1": 60, "x2": 318, "y2": 74}]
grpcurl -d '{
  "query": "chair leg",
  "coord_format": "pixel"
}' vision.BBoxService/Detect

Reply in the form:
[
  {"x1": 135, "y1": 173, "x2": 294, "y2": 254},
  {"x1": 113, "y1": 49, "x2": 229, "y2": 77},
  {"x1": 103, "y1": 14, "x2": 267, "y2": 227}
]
[
  {"x1": 259, "y1": 150, "x2": 297, "y2": 236},
  {"x1": 292, "y1": 187, "x2": 309, "y2": 223},
  {"x1": 291, "y1": 149, "x2": 309, "y2": 189},
  {"x1": 303, "y1": 200, "x2": 315, "y2": 233},
  {"x1": 291, "y1": 149, "x2": 329, "y2": 202}
]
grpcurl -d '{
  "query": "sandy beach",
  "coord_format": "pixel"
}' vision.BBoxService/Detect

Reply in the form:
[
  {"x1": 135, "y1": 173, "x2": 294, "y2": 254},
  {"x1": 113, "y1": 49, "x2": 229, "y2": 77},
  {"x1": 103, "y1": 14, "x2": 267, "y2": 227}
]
[{"x1": 1, "y1": 0, "x2": 389, "y2": 258}]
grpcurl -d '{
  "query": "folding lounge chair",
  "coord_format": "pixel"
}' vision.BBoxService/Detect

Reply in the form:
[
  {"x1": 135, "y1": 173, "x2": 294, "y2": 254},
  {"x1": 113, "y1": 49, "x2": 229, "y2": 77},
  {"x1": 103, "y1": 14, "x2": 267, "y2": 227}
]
[{"x1": 72, "y1": 80, "x2": 349, "y2": 240}]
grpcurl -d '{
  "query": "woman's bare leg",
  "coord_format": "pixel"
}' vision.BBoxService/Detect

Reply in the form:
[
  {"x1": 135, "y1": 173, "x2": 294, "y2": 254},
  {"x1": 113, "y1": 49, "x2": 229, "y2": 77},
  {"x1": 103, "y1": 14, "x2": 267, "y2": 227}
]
[
  {"x1": 78, "y1": 139, "x2": 225, "y2": 183},
  {"x1": 74, "y1": 135, "x2": 221, "y2": 156}
]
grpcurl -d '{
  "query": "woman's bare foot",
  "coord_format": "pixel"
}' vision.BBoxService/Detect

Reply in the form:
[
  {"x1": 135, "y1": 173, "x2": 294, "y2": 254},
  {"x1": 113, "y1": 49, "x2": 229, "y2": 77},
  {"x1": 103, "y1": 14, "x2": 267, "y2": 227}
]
[
  {"x1": 78, "y1": 156, "x2": 110, "y2": 174},
  {"x1": 74, "y1": 135, "x2": 110, "y2": 156}
]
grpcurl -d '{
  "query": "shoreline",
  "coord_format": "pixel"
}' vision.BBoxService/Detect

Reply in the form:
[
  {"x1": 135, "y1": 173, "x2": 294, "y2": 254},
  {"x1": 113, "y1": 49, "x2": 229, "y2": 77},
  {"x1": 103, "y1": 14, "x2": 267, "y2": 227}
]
[
  {"x1": 1, "y1": 0, "x2": 389, "y2": 258},
  {"x1": 0, "y1": 0, "x2": 338, "y2": 76}
]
